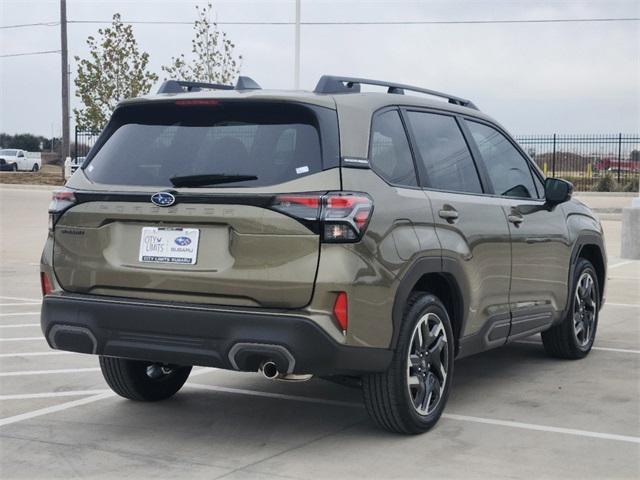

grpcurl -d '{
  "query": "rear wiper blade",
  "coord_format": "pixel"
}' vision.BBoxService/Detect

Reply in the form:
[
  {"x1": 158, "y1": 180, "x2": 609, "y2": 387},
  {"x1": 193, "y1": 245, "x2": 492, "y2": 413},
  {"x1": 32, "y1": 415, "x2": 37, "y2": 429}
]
[{"x1": 169, "y1": 173, "x2": 258, "y2": 188}]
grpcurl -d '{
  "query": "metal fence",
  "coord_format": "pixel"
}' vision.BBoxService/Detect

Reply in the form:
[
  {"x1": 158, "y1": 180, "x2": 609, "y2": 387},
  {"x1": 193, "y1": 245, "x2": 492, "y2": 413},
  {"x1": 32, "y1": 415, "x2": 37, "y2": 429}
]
[
  {"x1": 74, "y1": 128, "x2": 640, "y2": 191},
  {"x1": 73, "y1": 127, "x2": 100, "y2": 163},
  {"x1": 514, "y1": 134, "x2": 639, "y2": 191}
]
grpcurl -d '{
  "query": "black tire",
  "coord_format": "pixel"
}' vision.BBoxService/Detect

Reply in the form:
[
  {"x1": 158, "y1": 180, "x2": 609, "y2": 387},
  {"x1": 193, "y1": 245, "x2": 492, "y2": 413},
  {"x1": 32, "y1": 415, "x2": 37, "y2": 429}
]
[
  {"x1": 11, "y1": 163, "x2": 17, "y2": 172},
  {"x1": 99, "y1": 356, "x2": 192, "y2": 401},
  {"x1": 31, "y1": 163, "x2": 39, "y2": 172},
  {"x1": 362, "y1": 293, "x2": 455, "y2": 434},
  {"x1": 542, "y1": 258, "x2": 600, "y2": 359}
]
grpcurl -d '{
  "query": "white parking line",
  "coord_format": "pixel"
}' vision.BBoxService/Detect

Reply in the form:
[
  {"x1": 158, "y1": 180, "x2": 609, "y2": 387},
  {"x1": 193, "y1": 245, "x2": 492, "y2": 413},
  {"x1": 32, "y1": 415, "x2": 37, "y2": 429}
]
[
  {"x1": 187, "y1": 383, "x2": 365, "y2": 408},
  {"x1": 608, "y1": 260, "x2": 636, "y2": 269},
  {"x1": 0, "y1": 337, "x2": 43, "y2": 342},
  {"x1": 0, "y1": 312, "x2": 40, "y2": 317},
  {"x1": 0, "y1": 367, "x2": 101, "y2": 377},
  {"x1": 0, "y1": 351, "x2": 73, "y2": 358},
  {"x1": 442, "y1": 413, "x2": 640, "y2": 444},
  {"x1": 187, "y1": 383, "x2": 640, "y2": 444},
  {"x1": 0, "y1": 369, "x2": 217, "y2": 427},
  {"x1": 0, "y1": 392, "x2": 115, "y2": 427},
  {"x1": 0, "y1": 324, "x2": 39, "y2": 328},
  {"x1": 516, "y1": 340, "x2": 640, "y2": 355},
  {"x1": 0, "y1": 296, "x2": 41, "y2": 303},
  {"x1": 0, "y1": 390, "x2": 109, "y2": 400},
  {"x1": 0, "y1": 374, "x2": 637, "y2": 443}
]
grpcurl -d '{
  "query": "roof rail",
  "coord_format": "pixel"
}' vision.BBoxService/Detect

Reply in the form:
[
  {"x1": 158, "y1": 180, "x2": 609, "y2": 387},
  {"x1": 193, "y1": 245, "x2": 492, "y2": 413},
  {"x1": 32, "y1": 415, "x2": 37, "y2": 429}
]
[
  {"x1": 313, "y1": 75, "x2": 477, "y2": 109},
  {"x1": 157, "y1": 76, "x2": 261, "y2": 94}
]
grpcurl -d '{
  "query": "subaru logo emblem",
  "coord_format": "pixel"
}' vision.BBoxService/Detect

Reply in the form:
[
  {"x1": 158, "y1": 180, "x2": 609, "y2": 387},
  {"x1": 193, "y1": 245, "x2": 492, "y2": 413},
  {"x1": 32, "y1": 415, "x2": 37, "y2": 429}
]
[
  {"x1": 175, "y1": 236, "x2": 191, "y2": 246},
  {"x1": 151, "y1": 192, "x2": 175, "y2": 207}
]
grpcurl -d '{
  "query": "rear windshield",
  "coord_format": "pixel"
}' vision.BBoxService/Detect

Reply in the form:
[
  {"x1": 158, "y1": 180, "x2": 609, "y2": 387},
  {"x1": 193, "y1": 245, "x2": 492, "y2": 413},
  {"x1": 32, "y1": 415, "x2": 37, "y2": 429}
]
[{"x1": 84, "y1": 101, "x2": 338, "y2": 187}]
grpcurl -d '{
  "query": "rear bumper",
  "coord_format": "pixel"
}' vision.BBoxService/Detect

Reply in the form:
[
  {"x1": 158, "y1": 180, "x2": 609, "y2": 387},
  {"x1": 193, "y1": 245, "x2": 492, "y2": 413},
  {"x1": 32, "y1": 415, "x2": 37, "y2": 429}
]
[{"x1": 41, "y1": 293, "x2": 392, "y2": 375}]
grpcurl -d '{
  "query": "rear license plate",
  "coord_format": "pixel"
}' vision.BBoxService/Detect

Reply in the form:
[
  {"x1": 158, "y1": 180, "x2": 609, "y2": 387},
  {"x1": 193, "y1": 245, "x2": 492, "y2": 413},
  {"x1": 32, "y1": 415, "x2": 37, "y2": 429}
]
[{"x1": 139, "y1": 227, "x2": 200, "y2": 265}]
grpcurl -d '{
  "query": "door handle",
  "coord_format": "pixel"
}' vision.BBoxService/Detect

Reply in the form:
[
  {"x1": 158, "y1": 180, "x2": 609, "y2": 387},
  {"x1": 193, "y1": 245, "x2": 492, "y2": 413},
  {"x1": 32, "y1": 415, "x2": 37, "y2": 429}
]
[
  {"x1": 508, "y1": 214, "x2": 524, "y2": 225},
  {"x1": 438, "y1": 209, "x2": 459, "y2": 221}
]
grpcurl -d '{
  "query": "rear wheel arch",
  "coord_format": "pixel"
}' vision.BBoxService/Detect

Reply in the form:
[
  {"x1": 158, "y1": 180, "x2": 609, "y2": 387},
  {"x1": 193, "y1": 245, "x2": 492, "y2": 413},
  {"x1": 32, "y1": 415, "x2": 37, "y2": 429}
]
[
  {"x1": 391, "y1": 257, "x2": 468, "y2": 355},
  {"x1": 567, "y1": 234, "x2": 606, "y2": 308},
  {"x1": 576, "y1": 243, "x2": 605, "y2": 303}
]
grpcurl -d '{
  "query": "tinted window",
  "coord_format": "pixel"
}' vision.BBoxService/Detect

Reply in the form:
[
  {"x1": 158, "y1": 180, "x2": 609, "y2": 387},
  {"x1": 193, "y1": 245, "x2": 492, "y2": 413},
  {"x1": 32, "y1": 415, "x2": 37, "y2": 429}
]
[
  {"x1": 466, "y1": 121, "x2": 537, "y2": 198},
  {"x1": 369, "y1": 110, "x2": 418, "y2": 187},
  {"x1": 85, "y1": 102, "x2": 331, "y2": 187},
  {"x1": 407, "y1": 112, "x2": 482, "y2": 194}
]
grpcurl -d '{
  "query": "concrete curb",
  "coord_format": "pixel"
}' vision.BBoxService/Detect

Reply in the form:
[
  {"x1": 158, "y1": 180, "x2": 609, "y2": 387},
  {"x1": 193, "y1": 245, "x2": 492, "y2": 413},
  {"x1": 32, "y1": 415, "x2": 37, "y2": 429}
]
[
  {"x1": 575, "y1": 192, "x2": 638, "y2": 197},
  {"x1": 0, "y1": 184, "x2": 58, "y2": 191}
]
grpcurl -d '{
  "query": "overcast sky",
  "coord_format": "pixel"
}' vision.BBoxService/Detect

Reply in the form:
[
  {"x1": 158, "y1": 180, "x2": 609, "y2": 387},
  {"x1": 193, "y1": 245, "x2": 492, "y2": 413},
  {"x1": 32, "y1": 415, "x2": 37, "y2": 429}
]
[{"x1": 1, "y1": 0, "x2": 639, "y2": 137}]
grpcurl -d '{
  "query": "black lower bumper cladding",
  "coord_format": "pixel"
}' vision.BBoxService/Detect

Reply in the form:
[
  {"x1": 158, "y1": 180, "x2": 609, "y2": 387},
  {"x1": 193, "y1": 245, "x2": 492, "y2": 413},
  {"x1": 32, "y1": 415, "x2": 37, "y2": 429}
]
[{"x1": 41, "y1": 293, "x2": 391, "y2": 376}]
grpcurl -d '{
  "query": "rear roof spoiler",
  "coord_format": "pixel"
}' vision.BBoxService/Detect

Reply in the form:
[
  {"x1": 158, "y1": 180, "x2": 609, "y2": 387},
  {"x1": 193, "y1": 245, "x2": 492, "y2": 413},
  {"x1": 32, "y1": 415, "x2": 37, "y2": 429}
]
[
  {"x1": 313, "y1": 75, "x2": 478, "y2": 109},
  {"x1": 157, "y1": 76, "x2": 261, "y2": 94}
]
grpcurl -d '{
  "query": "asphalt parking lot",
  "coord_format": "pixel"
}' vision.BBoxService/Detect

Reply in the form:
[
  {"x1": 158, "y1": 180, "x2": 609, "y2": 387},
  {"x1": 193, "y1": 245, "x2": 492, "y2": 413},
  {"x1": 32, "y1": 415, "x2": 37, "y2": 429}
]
[{"x1": 0, "y1": 186, "x2": 638, "y2": 479}]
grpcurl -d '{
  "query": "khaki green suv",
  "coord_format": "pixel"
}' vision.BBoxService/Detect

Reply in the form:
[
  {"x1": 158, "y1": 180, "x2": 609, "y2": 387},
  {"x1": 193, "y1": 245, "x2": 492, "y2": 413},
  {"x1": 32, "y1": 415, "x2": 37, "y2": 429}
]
[{"x1": 40, "y1": 76, "x2": 606, "y2": 434}]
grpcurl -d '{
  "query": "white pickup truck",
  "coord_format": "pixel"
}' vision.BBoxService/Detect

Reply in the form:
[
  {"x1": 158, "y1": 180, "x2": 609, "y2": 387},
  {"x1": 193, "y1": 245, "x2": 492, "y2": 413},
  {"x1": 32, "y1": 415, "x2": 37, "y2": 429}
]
[{"x1": 0, "y1": 149, "x2": 42, "y2": 172}]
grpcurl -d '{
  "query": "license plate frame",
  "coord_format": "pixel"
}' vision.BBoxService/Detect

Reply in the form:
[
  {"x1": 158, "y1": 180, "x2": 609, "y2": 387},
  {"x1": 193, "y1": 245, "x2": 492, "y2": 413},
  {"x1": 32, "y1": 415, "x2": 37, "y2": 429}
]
[{"x1": 139, "y1": 227, "x2": 200, "y2": 265}]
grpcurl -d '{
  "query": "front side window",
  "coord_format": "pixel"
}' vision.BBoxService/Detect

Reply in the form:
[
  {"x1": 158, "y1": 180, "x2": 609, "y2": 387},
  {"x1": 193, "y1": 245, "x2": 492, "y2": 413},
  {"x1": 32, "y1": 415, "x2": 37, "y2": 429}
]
[
  {"x1": 369, "y1": 110, "x2": 418, "y2": 187},
  {"x1": 466, "y1": 121, "x2": 537, "y2": 199},
  {"x1": 407, "y1": 111, "x2": 482, "y2": 194}
]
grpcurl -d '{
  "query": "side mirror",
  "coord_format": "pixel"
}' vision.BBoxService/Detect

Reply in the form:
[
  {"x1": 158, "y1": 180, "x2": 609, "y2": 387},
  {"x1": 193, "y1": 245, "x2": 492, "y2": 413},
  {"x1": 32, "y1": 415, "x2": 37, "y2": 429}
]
[{"x1": 545, "y1": 178, "x2": 573, "y2": 206}]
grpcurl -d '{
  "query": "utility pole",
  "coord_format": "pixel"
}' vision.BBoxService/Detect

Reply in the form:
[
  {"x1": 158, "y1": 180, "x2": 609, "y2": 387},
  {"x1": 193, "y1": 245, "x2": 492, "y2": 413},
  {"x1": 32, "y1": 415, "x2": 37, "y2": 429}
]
[
  {"x1": 294, "y1": 0, "x2": 300, "y2": 89},
  {"x1": 60, "y1": 0, "x2": 70, "y2": 173}
]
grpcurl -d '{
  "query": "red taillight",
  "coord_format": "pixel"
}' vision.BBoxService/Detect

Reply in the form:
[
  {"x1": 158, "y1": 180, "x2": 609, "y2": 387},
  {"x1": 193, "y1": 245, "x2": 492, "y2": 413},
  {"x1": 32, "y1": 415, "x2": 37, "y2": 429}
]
[
  {"x1": 323, "y1": 193, "x2": 373, "y2": 242},
  {"x1": 275, "y1": 195, "x2": 321, "y2": 209},
  {"x1": 333, "y1": 292, "x2": 348, "y2": 332},
  {"x1": 40, "y1": 272, "x2": 53, "y2": 296},
  {"x1": 271, "y1": 192, "x2": 373, "y2": 243},
  {"x1": 272, "y1": 194, "x2": 322, "y2": 221},
  {"x1": 50, "y1": 188, "x2": 76, "y2": 212},
  {"x1": 175, "y1": 99, "x2": 220, "y2": 106},
  {"x1": 49, "y1": 188, "x2": 77, "y2": 231}
]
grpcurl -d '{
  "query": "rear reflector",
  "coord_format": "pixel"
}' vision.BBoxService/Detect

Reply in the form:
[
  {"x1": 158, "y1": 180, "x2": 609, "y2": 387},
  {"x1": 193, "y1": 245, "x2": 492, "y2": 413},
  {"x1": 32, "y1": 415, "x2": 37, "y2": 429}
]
[
  {"x1": 40, "y1": 271, "x2": 53, "y2": 296},
  {"x1": 333, "y1": 292, "x2": 348, "y2": 332}
]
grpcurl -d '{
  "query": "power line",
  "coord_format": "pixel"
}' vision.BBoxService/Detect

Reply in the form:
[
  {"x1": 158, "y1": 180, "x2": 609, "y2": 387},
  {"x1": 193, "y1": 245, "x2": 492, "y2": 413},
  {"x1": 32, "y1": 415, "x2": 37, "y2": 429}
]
[
  {"x1": 2, "y1": 16, "x2": 637, "y2": 30},
  {"x1": 0, "y1": 22, "x2": 59, "y2": 29},
  {"x1": 66, "y1": 17, "x2": 640, "y2": 26},
  {"x1": 0, "y1": 49, "x2": 61, "y2": 58}
]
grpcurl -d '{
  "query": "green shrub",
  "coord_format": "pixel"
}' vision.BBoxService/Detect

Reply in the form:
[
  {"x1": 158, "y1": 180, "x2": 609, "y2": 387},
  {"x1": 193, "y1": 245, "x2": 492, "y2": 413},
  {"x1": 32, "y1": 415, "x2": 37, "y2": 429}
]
[
  {"x1": 623, "y1": 177, "x2": 639, "y2": 193},
  {"x1": 594, "y1": 174, "x2": 618, "y2": 192}
]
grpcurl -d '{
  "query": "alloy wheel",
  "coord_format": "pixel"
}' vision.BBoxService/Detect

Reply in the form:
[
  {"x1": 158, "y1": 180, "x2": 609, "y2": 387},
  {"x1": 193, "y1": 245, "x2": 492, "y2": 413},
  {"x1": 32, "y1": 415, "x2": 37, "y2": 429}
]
[
  {"x1": 573, "y1": 271, "x2": 597, "y2": 347},
  {"x1": 145, "y1": 363, "x2": 174, "y2": 380},
  {"x1": 406, "y1": 312, "x2": 449, "y2": 416}
]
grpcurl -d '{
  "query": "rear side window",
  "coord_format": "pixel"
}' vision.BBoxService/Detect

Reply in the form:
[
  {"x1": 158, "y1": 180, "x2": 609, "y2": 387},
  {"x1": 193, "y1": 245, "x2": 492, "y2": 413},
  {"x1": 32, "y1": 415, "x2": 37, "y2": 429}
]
[
  {"x1": 407, "y1": 111, "x2": 483, "y2": 194},
  {"x1": 466, "y1": 121, "x2": 538, "y2": 199},
  {"x1": 369, "y1": 110, "x2": 418, "y2": 187},
  {"x1": 85, "y1": 102, "x2": 338, "y2": 187}
]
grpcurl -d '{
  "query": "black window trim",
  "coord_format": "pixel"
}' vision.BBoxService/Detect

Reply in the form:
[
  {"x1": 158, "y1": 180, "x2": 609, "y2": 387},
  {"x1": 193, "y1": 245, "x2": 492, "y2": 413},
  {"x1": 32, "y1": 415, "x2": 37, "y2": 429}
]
[
  {"x1": 461, "y1": 116, "x2": 547, "y2": 202},
  {"x1": 81, "y1": 99, "x2": 341, "y2": 177},
  {"x1": 367, "y1": 106, "x2": 422, "y2": 190},
  {"x1": 400, "y1": 106, "x2": 488, "y2": 197}
]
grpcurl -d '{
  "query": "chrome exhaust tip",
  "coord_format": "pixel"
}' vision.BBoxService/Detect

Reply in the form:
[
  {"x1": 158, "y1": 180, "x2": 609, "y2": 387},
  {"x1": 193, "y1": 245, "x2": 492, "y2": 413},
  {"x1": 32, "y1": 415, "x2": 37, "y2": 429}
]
[
  {"x1": 259, "y1": 360, "x2": 313, "y2": 382},
  {"x1": 260, "y1": 360, "x2": 279, "y2": 379}
]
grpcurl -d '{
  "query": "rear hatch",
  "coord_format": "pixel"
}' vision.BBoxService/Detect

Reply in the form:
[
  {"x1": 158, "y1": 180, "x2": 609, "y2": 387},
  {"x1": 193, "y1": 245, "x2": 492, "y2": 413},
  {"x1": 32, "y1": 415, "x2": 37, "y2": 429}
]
[{"x1": 52, "y1": 99, "x2": 341, "y2": 308}]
